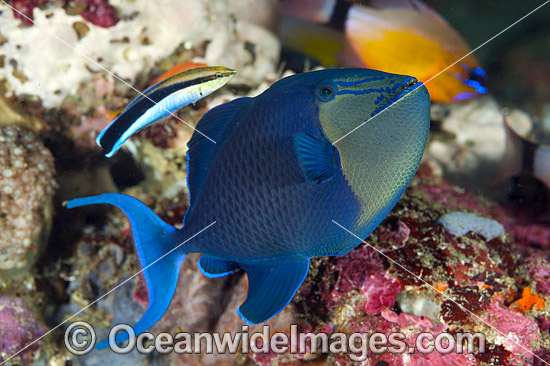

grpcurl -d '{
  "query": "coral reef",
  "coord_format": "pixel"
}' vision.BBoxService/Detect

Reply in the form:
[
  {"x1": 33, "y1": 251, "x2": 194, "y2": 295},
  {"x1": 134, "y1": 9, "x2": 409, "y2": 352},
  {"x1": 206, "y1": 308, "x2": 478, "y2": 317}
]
[
  {"x1": 0, "y1": 296, "x2": 47, "y2": 364},
  {"x1": 1, "y1": 2, "x2": 549, "y2": 366},
  {"x1": 0, "y1": 126, "x2": 56, "y2": 271},
  {"x1": 58, "y1": 164, "x2": 550, "y2": 366},
  {"x1": 0, "y1": 0, "x2": 280, "y2": 108},
  {"x1": 425, "y1": 96, "x2": 506, "y2": 190}
]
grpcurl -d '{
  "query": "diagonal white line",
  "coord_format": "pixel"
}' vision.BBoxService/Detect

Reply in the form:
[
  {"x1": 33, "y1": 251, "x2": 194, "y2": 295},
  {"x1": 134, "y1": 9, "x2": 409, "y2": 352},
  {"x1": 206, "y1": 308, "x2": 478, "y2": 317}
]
[
  {"x1": 332, "y1": 0, "x2": 549, "y2": 146},
  {"x1": 332, "y1": 112, "x2": 379, "y2": 146},
  {"x1": 0, "y1": 0, "x2": 217, "y2": 144},
  {"x1": 332, "y1": 220, "x2": 550, "y2": 366},
  {"x1": 0, "y1": 221, "x2": 216, "y2": 365},
  {"x1": 424, "y1": 0, "x2": 549, "y2": 85}
]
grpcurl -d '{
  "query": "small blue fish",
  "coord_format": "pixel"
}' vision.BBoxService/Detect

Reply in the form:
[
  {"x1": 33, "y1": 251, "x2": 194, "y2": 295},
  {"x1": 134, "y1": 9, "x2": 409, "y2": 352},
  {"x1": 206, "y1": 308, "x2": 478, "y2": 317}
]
[
  {"x1": 67, "y1": 68, "x2": 430, "y2": 348},
  {"x1": 97, "y1": 67, "x2": 236, "y2": 157}
]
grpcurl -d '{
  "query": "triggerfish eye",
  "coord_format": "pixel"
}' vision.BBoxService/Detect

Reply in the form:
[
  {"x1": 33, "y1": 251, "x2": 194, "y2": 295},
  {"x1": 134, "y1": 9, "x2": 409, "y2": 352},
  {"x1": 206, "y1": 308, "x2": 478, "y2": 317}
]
[{"x1": 316, "y1": 84, "x2": 336, "y2": 101}]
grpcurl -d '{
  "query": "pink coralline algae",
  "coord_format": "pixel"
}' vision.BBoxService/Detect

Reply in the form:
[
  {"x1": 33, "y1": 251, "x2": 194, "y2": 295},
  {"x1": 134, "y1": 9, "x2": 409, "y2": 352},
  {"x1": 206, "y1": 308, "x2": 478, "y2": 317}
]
[
  {"x1": 528, "y1": 258, "x2": 550, "y2": 297},
  {"x1": 72, "y1": 0, "x2": 119, "y2": 28},
  {"x1": 0, "y1": 297, "x2": 46, "y2": 363},
  {"x1": 484, "y1": 297, "x2": 541, "y2": 361},
  {"x1": 132, "y1": 273, "x2": 149, "y2": 309},
  {"x1": 381, "y1": 310, "x2": 477, "y2": 366},
  {"x1": 377, "y1": 220, "x2": 411, "y2": 247},
  {"x1": 326, "y1": 224, "x2": 402, "y2": 315},
  {"x1": 331, "y1": 310, "x2": 478, "y2": 366},
  {"x1": 328, "y1": 244, "x2": 401, "y2": 313},
  {"x1": 7, "y1": 0, "x2": 49, "y2": 25},
  {"x1": 361, "y1": 273, "x2": 401, "y2": 314},
  {"x1": 8, "y1": 0, "x2": 118, "y2": 28},
  {"x1": 70, "y1": 104, "x2": 111, "y2": 150}
]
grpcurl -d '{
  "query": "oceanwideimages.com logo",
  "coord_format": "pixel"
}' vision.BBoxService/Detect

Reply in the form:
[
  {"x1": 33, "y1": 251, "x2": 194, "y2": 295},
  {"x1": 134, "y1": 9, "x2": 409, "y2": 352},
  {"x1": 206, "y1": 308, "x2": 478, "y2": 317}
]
[{"x1": 65, "y1": 321, "x2": 486, "y2": 361}]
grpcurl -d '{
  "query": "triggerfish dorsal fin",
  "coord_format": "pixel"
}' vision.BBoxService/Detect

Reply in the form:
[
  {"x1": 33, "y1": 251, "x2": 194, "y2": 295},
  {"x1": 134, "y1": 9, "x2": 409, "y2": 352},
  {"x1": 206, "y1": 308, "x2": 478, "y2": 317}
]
[
  {"x1": 238, "y1": 257, "x2": 310, "y2": 324},
  {"x1": 96, "y1": 67, "x2": 236, "y2": 158},
  {"x1": 186, "y1": 97, "x2": 252, "y2": 208},
  {"x1": 294, "y1": 132, "x2": 341, "y2": 183},
  {"x1": 66, "y1": 193, "x2": 185, "y2": 349}
]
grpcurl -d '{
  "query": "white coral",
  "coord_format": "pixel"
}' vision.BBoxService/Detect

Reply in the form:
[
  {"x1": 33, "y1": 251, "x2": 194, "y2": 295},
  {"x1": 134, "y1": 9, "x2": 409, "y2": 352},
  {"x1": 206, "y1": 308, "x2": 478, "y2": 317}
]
[{"x1": 0, "y1": 0, "x2": 280, "y2": 108}]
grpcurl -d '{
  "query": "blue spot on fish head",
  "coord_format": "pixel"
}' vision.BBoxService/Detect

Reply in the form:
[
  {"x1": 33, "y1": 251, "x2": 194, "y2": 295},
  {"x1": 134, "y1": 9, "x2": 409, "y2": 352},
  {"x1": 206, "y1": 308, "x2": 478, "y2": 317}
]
[{"x1": 455, "y1": 64, "x2": 488, "y2": 98}]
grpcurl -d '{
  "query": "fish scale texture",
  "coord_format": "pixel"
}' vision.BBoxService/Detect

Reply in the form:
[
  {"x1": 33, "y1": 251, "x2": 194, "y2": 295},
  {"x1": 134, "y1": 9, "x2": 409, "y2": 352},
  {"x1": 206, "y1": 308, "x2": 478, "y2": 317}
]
[{"x1": 181, "y1": 90, "x2": 362, "y2": 261}]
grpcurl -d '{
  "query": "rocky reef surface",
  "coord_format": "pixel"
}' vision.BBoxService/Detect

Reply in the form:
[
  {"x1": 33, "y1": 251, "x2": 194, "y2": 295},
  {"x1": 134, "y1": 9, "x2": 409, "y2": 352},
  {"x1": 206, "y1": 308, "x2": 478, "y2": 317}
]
[
  {"x1": 40, "y1": 162, "x2": 550, "y2": 366},
  {"x1": 0, "y1": 126, "x2": 56, "y2": 272}
]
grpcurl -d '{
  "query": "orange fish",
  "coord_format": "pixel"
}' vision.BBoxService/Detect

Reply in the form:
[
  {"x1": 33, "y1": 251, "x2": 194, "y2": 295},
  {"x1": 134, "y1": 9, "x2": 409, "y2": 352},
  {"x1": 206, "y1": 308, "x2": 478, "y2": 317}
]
[{"x1": 279, "y1": 0, "x2": 487, "y2": 103}]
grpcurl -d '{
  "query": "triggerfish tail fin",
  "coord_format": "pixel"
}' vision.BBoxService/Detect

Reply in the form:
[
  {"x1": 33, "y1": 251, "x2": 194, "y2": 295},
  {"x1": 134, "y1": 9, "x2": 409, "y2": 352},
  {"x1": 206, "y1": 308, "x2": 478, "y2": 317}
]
[
  {"x1": 237, "y1": 257, "x2": 310, "y2": 324},
  {"x1": 97, "y1": 66, "x2": 236, "y2": 158},
  {"x1": 66, "y1": 193, "x2": 185, "y2": 349}
]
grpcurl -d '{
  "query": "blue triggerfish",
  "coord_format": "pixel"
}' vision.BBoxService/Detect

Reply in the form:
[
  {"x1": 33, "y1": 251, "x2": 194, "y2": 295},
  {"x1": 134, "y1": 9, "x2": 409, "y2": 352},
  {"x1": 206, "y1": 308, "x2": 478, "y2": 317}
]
[
  {"x1": 67, "y1": 68, "x2": 431, "y2": 348},
  {"x1": 97, "y1": 66, "x2": 236, "y2": 157}
]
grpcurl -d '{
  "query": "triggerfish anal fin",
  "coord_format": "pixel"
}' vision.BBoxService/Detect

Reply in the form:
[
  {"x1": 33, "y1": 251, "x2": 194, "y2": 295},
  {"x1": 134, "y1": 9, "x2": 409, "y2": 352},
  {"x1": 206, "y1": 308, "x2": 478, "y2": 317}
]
[
  {"x1": 294, "y1": 132, "x2": 341, "y2": 183},
  {"x1": 238, "y1": 257, "x2": 310, "y2": 324},
  {"x1": 198, "y1": 255, "x2": 239, "y2": 278},
  {"x1": 65, "y1": 193, "x2": 186, "y2": 348},
  {"x1": 96, "y1": 66, "x2": 236, "y2": 158}
]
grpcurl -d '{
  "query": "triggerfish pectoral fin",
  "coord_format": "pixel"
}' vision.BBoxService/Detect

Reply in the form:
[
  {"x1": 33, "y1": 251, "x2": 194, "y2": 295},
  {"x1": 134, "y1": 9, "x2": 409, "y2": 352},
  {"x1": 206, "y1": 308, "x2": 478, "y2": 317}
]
[
  {"x1": 238, "y1": 257, "x2": 310, "y2": 324},
  {"x1": 294, "y1": 132, "x2": 341, "y2": 183},
  {"x1": 97, "y1": 67, "x2": 236, "y2": 158},
  {"x1": 66, "y1": 193, "x2": 185, "y2": 349}
]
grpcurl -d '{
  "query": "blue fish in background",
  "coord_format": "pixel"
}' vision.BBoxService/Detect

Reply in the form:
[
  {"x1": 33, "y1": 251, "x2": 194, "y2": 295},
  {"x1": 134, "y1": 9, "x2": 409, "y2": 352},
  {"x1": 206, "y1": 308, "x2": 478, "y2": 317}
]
[{"x1": 67, "y1": 68, "x2": 431, "y2": 348}]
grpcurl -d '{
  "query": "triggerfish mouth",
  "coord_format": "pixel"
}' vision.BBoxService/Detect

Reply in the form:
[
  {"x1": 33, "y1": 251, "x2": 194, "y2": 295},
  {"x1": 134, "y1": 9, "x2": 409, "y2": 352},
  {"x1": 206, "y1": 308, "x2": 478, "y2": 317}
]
[
  {"x1": 67, "y1": 68, "x2": 431, "y2": 348},
  {"x1": 96, "y1": 66, "x2": 236, "y2": 157}
]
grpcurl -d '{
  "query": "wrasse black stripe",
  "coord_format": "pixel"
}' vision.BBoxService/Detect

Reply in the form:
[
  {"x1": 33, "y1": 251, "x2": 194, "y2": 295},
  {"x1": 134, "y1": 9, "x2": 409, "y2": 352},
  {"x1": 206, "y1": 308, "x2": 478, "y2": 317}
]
[{"x1": 99, "y1": 75, "x2": 220, "y2": 154}]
